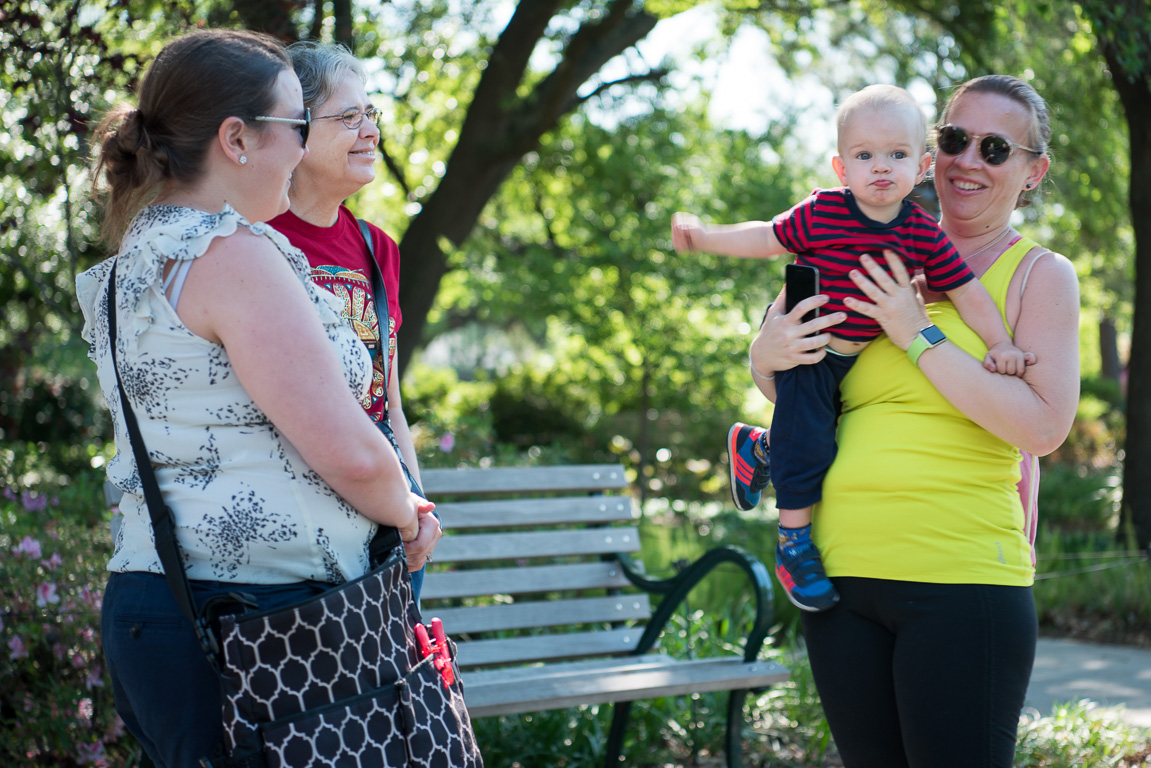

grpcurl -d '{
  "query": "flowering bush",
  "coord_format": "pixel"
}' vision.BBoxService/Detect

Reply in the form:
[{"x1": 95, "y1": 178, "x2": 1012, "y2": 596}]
[{"x1": 0, "y1": 482, "x2": 139, "y2": 767}]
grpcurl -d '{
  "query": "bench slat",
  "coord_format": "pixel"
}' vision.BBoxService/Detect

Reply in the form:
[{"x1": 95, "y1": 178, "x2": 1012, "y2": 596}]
[
  {"x1": 455, "y1": 628, "x2": 644, "y2": 668},
  {"x1": 462, "y1": 657, "x2": 791, "y2": 717},
  {"x1": 433, "y1": 527, "x2": 641, "y2": 563},
  {"x1": 433, "y1": 496, "x2": 634, "y2": 529},
  {"x1": 430, "y1": 595, "x2": 651, "y2": 634},
  {"x1": 423, "y1": 465, "x2": 628, "y2": 496},
  {"x1": 421, "y1": 562, "x2": 632, "y2": 600}
]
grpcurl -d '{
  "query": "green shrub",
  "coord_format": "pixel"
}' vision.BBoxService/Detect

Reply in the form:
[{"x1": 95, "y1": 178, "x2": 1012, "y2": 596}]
[{"x1": 0, "y1": 484, "x2": 143, "y2": 767}]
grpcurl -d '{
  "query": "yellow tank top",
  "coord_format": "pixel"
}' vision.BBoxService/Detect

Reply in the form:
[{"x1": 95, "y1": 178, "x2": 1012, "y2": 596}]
[{"x1": 813, "y1": 237, "x2": 1039, "y2": 586}]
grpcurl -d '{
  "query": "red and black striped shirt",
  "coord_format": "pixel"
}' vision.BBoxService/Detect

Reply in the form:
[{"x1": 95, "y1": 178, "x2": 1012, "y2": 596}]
[{"x1": 773, "y1": 187, "x2": 974, "y2": 341}]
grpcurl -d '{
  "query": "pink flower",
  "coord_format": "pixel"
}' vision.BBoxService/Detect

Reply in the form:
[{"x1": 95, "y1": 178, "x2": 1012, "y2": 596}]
[
  {"x1": 36, "y1": 582, "x2": 60, "y2": 607},
  {"x1": 8, "y1": 635, "x2": 28, "y2": 660},
  {"x1": 86, "y1": 665, "x2": 105, "y2": 690},
  {"x1": 12, "y1": 536, "x2": 42, "y2": 559},
  {"x1": 41, "y1": 552, "x2": 63, "y2": 571},
  {"x1": 439, "y1": 433, "x2": 456, "y2": 453},
  {"x1": 76, "y1": 740, "x2": 106, "y2": 765},
  {"x1": 78, "y1": 697, "x2": 94, "y2": 721},
  {"x1": 105, "y1": 715, "x2": 125, "y2": 740},
  {"x1": 20, "y1": 491, "x2": 47, "y2": 512}
]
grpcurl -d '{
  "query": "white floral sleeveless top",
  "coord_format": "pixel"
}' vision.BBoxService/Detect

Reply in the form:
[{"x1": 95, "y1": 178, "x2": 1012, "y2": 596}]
[{"x1": 77, "y1": 204, "x2": 376, "y2": 584}]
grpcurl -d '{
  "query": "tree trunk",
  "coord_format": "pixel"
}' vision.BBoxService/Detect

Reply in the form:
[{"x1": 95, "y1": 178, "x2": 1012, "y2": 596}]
[
  {"x1": 1103, "y1": 36, "x2": 1151, "y2": 545},
  {"x1": 1100, "y1": 315, "x2": 1121, "y2": 381},
  {"x1": 395, "y1": 0, "x2": 659, "y2": 375},
  {"x1": 228, "y1": 0, "x2": 303, "y2": 41}
]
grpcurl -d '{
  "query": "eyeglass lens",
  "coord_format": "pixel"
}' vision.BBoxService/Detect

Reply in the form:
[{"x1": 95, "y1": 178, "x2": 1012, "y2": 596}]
[
  {"x1": 341, "y1": 108, "x2": 379, "y2": 129},
  {"x1": 300, "y1": 108, "x2": 311, "y2": 146},
  {"x1": 937, "y1": 126, "x2": 1014, "y2": 166}
]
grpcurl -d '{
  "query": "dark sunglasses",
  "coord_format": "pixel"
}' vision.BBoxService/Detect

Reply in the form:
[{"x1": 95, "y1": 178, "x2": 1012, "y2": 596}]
[
  {"x1": 935, "y1": 124, "x2": 1041, "y2": 166},
  {"x1": 253, "y1": 107, "x2": 312, "y2": 147}
]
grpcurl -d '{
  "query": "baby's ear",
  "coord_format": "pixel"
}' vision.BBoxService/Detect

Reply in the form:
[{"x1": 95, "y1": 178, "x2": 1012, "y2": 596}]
[
  {"x1": 830, "y1": 155, "x2": 848, "y2": 184},
  {"x1": 916, "y1": 151, "x2": 932, "y2": 182}
]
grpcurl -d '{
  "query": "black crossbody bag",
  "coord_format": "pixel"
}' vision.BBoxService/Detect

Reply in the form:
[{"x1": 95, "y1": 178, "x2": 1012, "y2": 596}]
[{"x1": 105, "y1": 261, "x2": 481, "y2": 768}]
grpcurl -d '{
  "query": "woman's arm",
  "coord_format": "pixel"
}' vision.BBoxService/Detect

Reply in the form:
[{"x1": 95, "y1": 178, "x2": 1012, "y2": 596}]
[
  {"x1": 174, "y1": 230, "x2": 420, "y2": 539},
  {"x1": 748, "y1": 290, "x2": 847, "y2": 401},
  {"x1": 846, "y1": 251, "x2": 1079, "y2": 456}
]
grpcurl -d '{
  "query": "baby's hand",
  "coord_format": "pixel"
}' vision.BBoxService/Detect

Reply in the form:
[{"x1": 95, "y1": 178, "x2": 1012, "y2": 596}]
[
  {"x1": 671, "y1": 212, "x2": 704, "y2": 253},
  {"x1": 983, "y1": 341, "x2": 1034, "y2": 377}
]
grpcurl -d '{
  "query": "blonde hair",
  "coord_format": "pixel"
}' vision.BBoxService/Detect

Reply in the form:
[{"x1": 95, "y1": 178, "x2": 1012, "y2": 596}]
[{"x1": 836, "y1": 84, "x2": 927, "y2": 154}]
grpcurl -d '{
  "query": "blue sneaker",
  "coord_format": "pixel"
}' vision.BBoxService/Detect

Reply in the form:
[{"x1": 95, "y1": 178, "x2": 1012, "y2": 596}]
[
  {"x1": 728, "y1": 423, "x2": 770, "y2": 511},
  {"x1": 775, "y1": 530, "x2": 839, "y2": 612}
]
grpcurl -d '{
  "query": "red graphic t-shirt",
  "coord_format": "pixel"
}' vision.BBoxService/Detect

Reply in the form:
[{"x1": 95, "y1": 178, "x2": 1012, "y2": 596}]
[{"x1": 270, "y1": 206, "x2": 402, "y2": 423}]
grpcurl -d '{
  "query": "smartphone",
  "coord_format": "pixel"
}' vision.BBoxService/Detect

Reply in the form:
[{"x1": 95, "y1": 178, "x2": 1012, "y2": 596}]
[{"x1": 784, "y1": 263, "x2": 820, "y2": 324}]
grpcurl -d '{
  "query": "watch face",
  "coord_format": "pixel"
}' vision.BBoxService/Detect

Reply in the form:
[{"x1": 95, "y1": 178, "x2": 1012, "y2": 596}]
[{"x1": 921, "y1": 325, "x2": 947, "y2": 346}]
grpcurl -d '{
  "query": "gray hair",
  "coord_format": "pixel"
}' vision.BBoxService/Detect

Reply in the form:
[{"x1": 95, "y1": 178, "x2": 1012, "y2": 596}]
[{"x1": 286, "y1": 41, "x2": 366, "y2": 110}]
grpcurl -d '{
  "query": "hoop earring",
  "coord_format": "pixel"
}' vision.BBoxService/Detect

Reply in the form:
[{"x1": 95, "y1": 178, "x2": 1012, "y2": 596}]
[{"x1": 239, "y1": 155, "x2": 248, "y2": 165}]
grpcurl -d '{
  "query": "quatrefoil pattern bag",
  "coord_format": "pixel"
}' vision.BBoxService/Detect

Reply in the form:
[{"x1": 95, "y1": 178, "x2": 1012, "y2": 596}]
[{"x1": 217, "y1": 546, "x2": 482, "y2": 768}]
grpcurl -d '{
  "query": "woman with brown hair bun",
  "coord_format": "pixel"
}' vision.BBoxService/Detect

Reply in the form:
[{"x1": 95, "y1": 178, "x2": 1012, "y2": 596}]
[{"x1": 79, "y1": 29, "x2": 430, "y2": 767}]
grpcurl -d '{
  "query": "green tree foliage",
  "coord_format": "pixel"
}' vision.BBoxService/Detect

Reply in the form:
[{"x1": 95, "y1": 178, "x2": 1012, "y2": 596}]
[
  {"x1": 0, "y1": 1, "x2": 197, "y2": 477},
  {"x1": 418, "y1": 100, "x2": 811, "y2": 498}
]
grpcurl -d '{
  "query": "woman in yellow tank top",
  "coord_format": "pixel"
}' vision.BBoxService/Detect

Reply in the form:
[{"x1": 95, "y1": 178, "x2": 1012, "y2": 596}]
[{"x1": 746, "y1": 76, "x2": 1080, "y2": 767}]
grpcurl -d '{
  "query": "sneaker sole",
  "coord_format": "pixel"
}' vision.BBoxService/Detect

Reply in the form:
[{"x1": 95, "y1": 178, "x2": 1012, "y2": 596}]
[{"x1": 779, "y1": 587, "x2": 839, "y2": 613}]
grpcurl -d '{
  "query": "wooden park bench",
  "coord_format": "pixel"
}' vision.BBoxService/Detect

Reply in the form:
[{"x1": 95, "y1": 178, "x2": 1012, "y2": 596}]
[
  {"x1": 104, "y1": 462, "x2": 788, "y2": 766},
  {"x1": 420, "y1": 463, "x2": 789, "y2": 767}
]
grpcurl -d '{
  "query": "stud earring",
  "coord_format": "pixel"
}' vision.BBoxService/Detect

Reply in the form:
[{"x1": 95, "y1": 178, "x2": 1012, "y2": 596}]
[
  {"x1": 1024, "y1": 183, "x2": 1032, "y2": 189},
  {"x1": 240, "y1": 155, "x2": 248, "y2": 165}
]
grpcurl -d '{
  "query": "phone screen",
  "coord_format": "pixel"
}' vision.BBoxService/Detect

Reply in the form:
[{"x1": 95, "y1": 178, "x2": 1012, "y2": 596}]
[{"x1": 784, "y1": 263, "x2": 820, "y2": 323}]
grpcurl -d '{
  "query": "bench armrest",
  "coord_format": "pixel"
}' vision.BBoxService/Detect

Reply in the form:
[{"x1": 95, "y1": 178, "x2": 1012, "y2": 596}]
[{"x1": 615, "y1": 545, "x2": 774, "y2": 664}]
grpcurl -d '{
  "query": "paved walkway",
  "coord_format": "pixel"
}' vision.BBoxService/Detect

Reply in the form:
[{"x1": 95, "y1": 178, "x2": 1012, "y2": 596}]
[{"x1": 1027, "y1": 637, "x2": 1151, "y2": 728}]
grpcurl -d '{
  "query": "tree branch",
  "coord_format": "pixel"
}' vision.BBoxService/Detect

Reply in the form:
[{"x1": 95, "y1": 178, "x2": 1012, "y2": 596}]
[
  {"x1": 571, "y1": 68, "x2": 670, "y2": 110},
  {"x1": 378, "y1": 143, "x2": 412, "y2": 199}
]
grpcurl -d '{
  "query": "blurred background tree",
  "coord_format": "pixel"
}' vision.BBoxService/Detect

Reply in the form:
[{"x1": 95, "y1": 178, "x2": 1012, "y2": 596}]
[{"x1": 0, "y1": 0, "x2": 1136, "y2": 523}]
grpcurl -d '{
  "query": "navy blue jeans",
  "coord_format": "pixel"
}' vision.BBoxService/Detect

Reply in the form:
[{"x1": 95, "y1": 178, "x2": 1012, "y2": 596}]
[
  {"x1": 102, "y1": 572, "x2": 330, "y2": 768},
  {"x1": 802, "y1": 577, "x2": 1037, "y2": 768}
]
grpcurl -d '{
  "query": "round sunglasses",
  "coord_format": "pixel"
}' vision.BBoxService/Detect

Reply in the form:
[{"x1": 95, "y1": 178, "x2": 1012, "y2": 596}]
[
  {"x1": 935, "y1": 124, "x2": 1041, "y2": 166},
  {"x1": 253, "y1": 108, "x2": 312, "y2": 147}
]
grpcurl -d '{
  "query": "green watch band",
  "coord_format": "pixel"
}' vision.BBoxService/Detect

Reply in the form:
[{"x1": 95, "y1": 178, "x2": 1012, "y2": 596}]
[{"x1": 907, "y1": 325, "x2": 947, "y2": 367}]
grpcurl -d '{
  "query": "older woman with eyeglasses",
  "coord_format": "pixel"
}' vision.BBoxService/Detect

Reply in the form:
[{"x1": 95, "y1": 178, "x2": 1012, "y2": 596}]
[
  {"x1": 745, "y1": 75, "x2": 1080, "y2": 767},
  {"x1": 269, "y1": 42, "x2": 440, "y2": 597}
]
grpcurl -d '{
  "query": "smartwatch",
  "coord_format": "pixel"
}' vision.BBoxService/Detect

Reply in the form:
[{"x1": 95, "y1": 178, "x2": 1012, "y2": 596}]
[{"x1": 907, "y1": 325, "x2": 947, "y2": 367}]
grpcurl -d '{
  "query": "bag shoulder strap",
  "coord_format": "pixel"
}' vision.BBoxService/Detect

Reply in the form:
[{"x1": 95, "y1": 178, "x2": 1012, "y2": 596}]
[
  {"x1": 358, "y1": 218, "x2": 390, "y2": 409},
  {"x1": 105, "y1": 263, "x2": 223, "y2": 665}
]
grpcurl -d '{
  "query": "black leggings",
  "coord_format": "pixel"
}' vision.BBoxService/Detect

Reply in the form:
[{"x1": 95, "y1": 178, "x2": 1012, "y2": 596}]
[{"x1": 801, "y1": 577, "x2": 1036, "y2": 768}]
